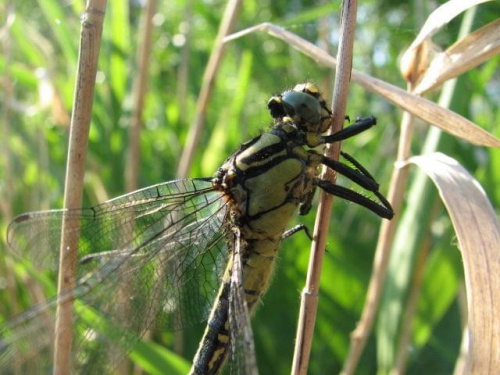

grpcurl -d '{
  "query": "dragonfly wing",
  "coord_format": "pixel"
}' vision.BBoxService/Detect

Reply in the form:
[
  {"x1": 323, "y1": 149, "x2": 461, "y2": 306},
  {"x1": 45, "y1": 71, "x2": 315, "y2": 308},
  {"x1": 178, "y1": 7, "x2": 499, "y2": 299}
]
[
  {"x1": 2, "y1": 178, "x2": 230, "y2": 373},
  {"x1": 228, "y1": 228, "x2": 258, "y2": 375},
  {"x1": 7, "y1": 178, "x2": 219, "y2": 270}
]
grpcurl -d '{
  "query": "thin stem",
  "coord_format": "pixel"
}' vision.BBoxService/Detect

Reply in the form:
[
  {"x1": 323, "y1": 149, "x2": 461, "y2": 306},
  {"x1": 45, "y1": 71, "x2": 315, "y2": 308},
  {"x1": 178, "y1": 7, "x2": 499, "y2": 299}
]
[
  {"x1": 126, "y1": 0, "x2": 156, "y2": 192},
  {"x1": 176, "y1": 0, "x2": 243, "y2": 178},
  {"x1": 53, "y1": 1, "x2": 107, "y2": 374},
  {"x1": 291, "y1": 1, "x2": 358, "y2": 374}
]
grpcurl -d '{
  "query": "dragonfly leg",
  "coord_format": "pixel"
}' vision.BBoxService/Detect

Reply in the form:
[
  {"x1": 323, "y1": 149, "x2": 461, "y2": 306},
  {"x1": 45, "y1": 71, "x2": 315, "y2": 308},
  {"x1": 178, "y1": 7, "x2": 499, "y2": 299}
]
[
  {"x1": 322, "y1": 116, "x2": 377, "y2": 143},
  {"x1": 282, "y1": 224, "x2": 312, "y2": 240},
  {"x1": 320, "y1": 155, "x2": 380, "y2": 192},
  {"x1": 317, "y1": 179, "x2": 394, "y2": 219},
  {"x1": 340, "y1": 151, "x2": 377, "y2": 182}
]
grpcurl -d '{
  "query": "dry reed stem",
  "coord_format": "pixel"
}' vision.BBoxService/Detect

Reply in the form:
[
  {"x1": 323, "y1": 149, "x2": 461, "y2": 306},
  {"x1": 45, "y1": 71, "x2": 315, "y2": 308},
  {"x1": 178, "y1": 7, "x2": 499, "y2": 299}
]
[
  {"x1": 414, "y1": 18, "x2": 500, "y2": 94},
  {"x1": 123, "y1": 4, "x2": 156, "y2": 372},
  {"x1": 126, "y1": 0, "x2": 156, "y2": 192},
  {"x1": 342, "y1": 4, "x2": 427, "y2": 368},
  {"x1": 53, "y1": 1, "x2": 107, "y2": 374},
  {"x1": 175, "y1": 4, "x2": 192, "y2": 351},
  {"x1": 341, "y1": 22, "x2": 427, "y2": 370},
  {"x1": 176, "y1": 0, "x2": 243, "y2": 178},
  {"x1": 291, "y1": 1, "x2": 358, "y2": 373}
]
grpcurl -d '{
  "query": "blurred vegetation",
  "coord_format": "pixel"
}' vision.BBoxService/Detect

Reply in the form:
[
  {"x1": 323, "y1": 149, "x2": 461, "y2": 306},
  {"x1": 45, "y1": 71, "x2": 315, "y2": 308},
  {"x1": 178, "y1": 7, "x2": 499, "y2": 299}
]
[{"x1": 0, "y1": 0, "x2": 498, "y2": 374}]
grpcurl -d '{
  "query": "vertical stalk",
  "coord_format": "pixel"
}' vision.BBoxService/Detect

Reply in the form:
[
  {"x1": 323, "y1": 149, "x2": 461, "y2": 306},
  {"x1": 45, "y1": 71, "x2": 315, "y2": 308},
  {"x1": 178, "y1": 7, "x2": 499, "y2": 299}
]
[
  {"x1": 291, "y1": 1, "x2": 358, "y2": 374},
  {"x1": 53, "y1": 1, "x2": 107, "y2": 374},
  {"x1": 122, "y1": 3, "x2": 156, "y2": 374},
  {"x1": 176, "y1": 0, "x2": 243, "y2": 178},
  {"x1": 126, "y1": 0, "x2": 156, "y2": 192}
]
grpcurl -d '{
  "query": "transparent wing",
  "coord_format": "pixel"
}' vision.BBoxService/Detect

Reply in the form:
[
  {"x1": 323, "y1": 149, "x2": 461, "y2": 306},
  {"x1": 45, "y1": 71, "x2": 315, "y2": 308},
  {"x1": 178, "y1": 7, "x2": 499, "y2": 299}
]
[
  {"x1": 1, "y1": 178, "x2": 230, "y2": 374},
  {"x1": 228, "y1": 228, "x2": 258, "y2": 375}
]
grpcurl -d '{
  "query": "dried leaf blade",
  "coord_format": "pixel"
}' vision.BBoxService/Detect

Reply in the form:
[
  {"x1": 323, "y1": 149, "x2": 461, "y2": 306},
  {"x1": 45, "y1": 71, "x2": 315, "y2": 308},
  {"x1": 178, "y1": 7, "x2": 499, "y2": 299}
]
[
  {"x1": 409, "y1": 152, "x2": 500, "y2": 374},
  {"x1": 401, "y1": 0, "x2": 492, "y2": 72},
  {"x1": 415, "y1": 19, "x2": 500, "y2": 94}
]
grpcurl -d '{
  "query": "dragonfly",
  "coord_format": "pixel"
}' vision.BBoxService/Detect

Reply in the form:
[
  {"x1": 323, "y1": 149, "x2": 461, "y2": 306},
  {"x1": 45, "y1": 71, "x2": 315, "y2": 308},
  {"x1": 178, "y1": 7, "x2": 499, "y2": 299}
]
[{"x1": 1, "y1": 83, "x2": 394, "y2": 375}]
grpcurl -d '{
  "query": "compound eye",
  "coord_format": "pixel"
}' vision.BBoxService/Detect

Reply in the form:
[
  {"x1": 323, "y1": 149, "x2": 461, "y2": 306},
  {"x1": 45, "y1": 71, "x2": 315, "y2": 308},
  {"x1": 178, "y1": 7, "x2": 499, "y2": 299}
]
[
  {"x1": 267, "y1": 96, "x2": 287, "y2": 119},
  {"x1": 281, "y1": 91, "x2": 322, "y2": 124}
]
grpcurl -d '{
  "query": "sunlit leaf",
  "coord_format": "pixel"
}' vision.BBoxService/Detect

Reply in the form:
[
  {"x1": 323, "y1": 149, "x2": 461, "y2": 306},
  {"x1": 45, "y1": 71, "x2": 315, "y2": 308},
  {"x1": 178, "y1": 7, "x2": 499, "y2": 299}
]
[{"x1": 409, "y1": 152, "x2": 500, "y2": 374}]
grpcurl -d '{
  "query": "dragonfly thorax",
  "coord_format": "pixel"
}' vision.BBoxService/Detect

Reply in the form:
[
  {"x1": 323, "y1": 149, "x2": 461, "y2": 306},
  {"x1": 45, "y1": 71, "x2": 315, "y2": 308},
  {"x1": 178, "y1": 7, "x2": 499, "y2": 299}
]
[{"x1": 213, "y1": 123, "x2": 318, "y2": 242}]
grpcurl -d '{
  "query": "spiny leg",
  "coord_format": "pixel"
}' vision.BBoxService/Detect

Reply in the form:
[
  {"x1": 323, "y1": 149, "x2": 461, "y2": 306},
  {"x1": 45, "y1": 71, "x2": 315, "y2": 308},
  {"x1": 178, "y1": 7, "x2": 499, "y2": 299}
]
[
  {"x1": 322, "y1": 116, "x2": 377, "y2": 143},
  {"x1": 282, "y1": 224, "x2": 313, "y2": 240},
  {"x1": 313, "y1": 116, "x2": 384, "y2": 192},
  {"x1": 339, "y1": 152, "x2": 394, "y2": 216},
  {"x1": 312, "y1": 115, "x2": 393, "y2": 218},
  {"x1": 317, "y1": 180, "x2": 394, "y2": 219},
  {"x1": 320, "y1": 155, "x2": 380, "y2": 192},
  {"x1": 340, "y1": 151, "x2": 377, "y2": 182}
]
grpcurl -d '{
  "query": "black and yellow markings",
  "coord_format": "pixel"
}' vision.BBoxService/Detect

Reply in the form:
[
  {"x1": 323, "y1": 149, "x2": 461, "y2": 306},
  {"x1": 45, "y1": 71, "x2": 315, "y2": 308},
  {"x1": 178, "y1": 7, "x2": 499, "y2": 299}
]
[
  {"x1": 236, "y1": 132, "x2": 289, "y2": 170},
  {"x1": 190, "y1": 83, "x2": 394, "y2": 375},
  {"x1": 191, "y1": 283, "x2": 231, "y2": 375},
  {"x1": 206, "y1": 322, "x2": 230, "y2": 372}
]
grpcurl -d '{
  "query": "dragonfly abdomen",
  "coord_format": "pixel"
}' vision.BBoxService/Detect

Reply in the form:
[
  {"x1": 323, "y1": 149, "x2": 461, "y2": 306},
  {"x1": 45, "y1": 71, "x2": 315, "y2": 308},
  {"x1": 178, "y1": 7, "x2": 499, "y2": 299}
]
[
  {"x1": 190, "y1": 282, "x2": 231, "y2": 375},
  {"x1": 190, "y1": 237, "x2": 281, "y2": 375}
]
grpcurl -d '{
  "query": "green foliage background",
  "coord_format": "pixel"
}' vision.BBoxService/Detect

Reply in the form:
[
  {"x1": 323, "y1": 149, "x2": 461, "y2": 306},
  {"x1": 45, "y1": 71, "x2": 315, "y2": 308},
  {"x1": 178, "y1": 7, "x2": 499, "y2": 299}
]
[{"x1": 0, "y1": 0, "x2": 498, "y2": 374}]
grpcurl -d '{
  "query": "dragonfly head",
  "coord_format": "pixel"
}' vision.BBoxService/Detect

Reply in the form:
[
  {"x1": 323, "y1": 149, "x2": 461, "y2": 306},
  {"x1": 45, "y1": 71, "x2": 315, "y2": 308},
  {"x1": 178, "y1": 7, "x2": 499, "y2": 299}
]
[{"x1": 268, "y1": 83, "x2": 332, "y2": 134}]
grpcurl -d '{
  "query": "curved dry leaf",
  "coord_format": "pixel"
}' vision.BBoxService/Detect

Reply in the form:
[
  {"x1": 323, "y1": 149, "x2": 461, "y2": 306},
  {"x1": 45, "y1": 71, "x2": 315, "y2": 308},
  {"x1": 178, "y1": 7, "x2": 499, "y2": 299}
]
[
  {"x1": 409, "y1": 0, "x2": 492, "y2": 46},
  {"x1": 415, "y1": 19, "x2": 500, "y2": 94},
  {"x1": 400, "y1": 0, "x2": 492, "y2": 81},
  {"x1": 400, "y1": 38, "x2": 440, "y2": 84},
  {"x1": 224, "y1": 23, "x2": 500, "y2": 148},
  {"x1": 409, "y1": 152, "x2": 500, "y2": 374}
]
